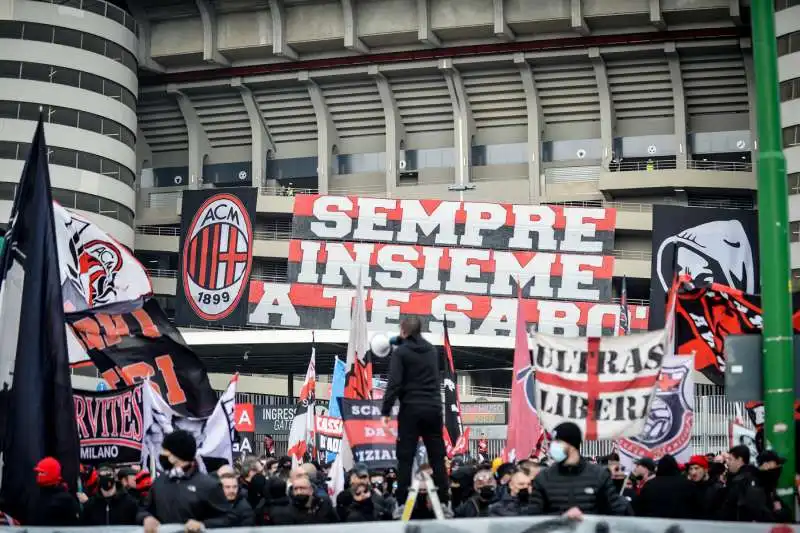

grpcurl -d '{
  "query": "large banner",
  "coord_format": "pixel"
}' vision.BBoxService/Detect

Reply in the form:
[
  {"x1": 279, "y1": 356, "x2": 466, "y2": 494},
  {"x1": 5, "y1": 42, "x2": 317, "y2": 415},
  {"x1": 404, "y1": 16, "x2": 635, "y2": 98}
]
[
  {"x1": 315, "y1": 415, "x2": 343, "y2": 459},
  {"x1": 248, "y1": 194, "x2": 639, "y2": 335},
  {"x1": 649, "y1": 206, "x2": 758, "y2": 328},
  {"x1": 618, "y1": 355, "x2": 694, "y2": 470},
  {"x1": 74, "y1": 384, "x2": 144, "y2": 465},
  {"x1": 339, "y1": 399, "x2": 398, "y2": 469},
  {"x1": 176, "y1": 188, "x2": 257, "y2": 327},
  {"x1": 66, "y1": 298, "x2": 218, "y2": 418},
  {"x1": 248, "y1": 282, "x2": 649, "y2": 336},
  {"x1": 532, "y1": 330, "x2": 667, "y2": 440}
]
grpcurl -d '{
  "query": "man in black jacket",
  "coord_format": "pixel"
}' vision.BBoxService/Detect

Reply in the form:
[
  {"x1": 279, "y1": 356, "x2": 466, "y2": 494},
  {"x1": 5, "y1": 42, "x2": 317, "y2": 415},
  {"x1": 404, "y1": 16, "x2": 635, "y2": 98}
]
[
  {"x1": 380, "y1": 317, "x2": 448, "y2": 505},
  {"x1": 220, "y1": 472, "x2": 255, "y2": 526},
  {"x1": 489, "y1": 470, "x2": 535, "y2": 517},
  {"x1": 686, "y1": 454, "x2": 722, "y2": 519},
  {"x1": 528, "y1": 422, "x2": 631, "y2": 519},
  {"x1": 32, "y1": 457, "x2": 81, "y2": 526},
  {"x1": 757, "y1": 450, "x2": 792, "y2": 523},
  {"x1": 82, "y1": 465, "x2": 138, "y2": 525},
  {"x1": 138, "y1": 430, "x2": 235, "y2": 532},
  {"x1": 633, "y1": 454, "x2": 699, "y2": 519},
  {"x1": 285, "y1": 475, "x2": 338, "y2": 524},
  {"x1": 716, "y1": 445, "x2": 774, "y2": 522},
  {"x1": 455, "y1": 467, "x2": 497, "y2": 518}
]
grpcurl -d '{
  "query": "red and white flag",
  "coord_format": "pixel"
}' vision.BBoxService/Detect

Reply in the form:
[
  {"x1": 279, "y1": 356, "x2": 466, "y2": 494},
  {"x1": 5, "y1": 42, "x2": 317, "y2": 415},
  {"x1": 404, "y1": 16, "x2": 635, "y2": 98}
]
[
  {"x1": 343, "y1": 274, "x2": 372, "y2": 400},
  {"x1": 532, "y1": 329, "x2": 667, "y2": 440},
  {"x1": 288, "y1": 345, "x2": 316, "y2": 466},
  {"x1": 504, "y1": 293, "x2": 541, "y2": 462}
]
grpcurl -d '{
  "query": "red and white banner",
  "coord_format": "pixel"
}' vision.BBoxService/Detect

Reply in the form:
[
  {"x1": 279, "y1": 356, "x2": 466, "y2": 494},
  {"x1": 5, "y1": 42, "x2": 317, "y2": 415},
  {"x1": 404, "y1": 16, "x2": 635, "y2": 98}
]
[
  {"x1": 291, "y1": 195, "x2": 616, "y2": 254},
  {"x1": 532, "y1": 329, "x2": 667, "y2": 440},
  {"x1": 288, "y1": 240, "x2": 613, "y2": 302},
  {"x1": 618, "y1": 355, "x2": 694, "y2": 470},
  {"x1": 248, "y1": 282, "x2": 648, "y2": 336}
]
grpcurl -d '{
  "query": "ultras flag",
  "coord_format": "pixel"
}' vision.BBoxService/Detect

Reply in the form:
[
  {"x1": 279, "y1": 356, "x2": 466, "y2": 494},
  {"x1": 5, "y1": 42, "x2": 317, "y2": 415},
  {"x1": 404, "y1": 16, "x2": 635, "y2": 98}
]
[
  {"x1": 0, "y1": 119, "x2": 80, "y2": 523},
  {"x1": 504, "y1": 292, "x2": 540, "y2": 462},
  {"x1": 288, "y1": 344, "x2": 316, "y2": 466},
  {"x1": 442, "y1": 321, "x2": 469, "y2": 457},
  {"x1": 344, "y1": 274, "x2": 372, "y2": 400}
]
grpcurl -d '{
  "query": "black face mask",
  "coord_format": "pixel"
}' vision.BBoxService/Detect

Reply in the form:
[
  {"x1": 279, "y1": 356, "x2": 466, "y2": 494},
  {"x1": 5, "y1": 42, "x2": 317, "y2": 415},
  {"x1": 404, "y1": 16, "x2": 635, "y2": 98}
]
[
  {"x1": 759, "y1": 468, "x2": 782, "y2": 491},
  {"x1": 450, "y1": 486, "x2": 464, "y2": 507},
  {"x1": 292, "y1": 494, "x2": 310, "y2": 508},
  {"x1": 159, "y1": 455, "x2": 172, "y2": 472},
  {"x1": 479, "y1": 486, "x2": 495, "y2": 501},
  {"x1": 99, "y1": 475, "x2": 115, "y2": 492},
  {"x1": 517, "y1": 489, "x2": 530, "y2": 503}
]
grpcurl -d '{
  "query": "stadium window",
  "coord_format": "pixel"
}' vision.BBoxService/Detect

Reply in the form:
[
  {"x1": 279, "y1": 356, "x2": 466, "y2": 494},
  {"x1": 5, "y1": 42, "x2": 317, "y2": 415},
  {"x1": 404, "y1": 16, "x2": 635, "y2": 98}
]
[
  {"x1": 0, "y1": 182, "x2": 16, "y2": 201},
  {"x1": 783, "y1": 125, "x2": 800, "y2": 148},
  {"x1": 792, "y1": 269, "x2": 800, "y2": 292},
  {"x1": 776, "y1": 0, "x2": 800, "y2": 10},
  {"x1": 789, "y1": 173, "x2": 800, "y2": 195},
  {"x1": 791, "y1": 221, "x2": 800, "y2": 243},
  {"x1": 778, "y1": 30, "x2": 800, "y2": 56},
  {"x1": 0, "y1": 60, "x2": 21, "y2": 78},
  {"x1": 0, "y1": 141, "x2": 134, "y2": 188},
  {"x1": 780, "y1": 78, "x2": 800, "y2": 102}
]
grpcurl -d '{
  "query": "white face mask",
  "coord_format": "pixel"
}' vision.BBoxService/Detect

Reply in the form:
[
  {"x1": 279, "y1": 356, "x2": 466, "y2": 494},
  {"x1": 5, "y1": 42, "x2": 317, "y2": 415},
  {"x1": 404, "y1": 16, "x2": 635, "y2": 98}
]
[{"x1": 549, "y1": 441, "x2": 568, "y2": 463}]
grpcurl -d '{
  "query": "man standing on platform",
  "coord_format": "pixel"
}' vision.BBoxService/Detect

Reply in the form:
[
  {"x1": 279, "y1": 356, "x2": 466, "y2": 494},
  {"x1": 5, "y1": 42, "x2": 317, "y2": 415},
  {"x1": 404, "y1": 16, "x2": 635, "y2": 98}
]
[{"x1": 381, "y1": 318, "x2": 449, "y2": 508}]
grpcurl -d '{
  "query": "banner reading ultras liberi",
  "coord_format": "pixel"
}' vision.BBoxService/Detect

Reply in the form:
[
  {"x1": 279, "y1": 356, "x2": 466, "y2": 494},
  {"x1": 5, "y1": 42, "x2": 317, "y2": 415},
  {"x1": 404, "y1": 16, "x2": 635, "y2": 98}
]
[
  {"x1": 176, "y1": 188, "x2": 257, "y2": 327},
  {"x1": 248, "y1": 195, "x2": 648, "y2": 334}
]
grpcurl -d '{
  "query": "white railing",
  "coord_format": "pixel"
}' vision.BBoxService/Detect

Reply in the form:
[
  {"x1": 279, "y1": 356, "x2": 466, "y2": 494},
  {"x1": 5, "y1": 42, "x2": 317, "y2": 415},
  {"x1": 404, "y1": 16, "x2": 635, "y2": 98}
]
[
  {"x1": 612, "y1": 249, "x2": 652, "y2": 261},
  {"x1": 146, "y1": 268, "x2": 177, "y2": 278},
  {"x1": 253, "y1": 227, "x2": 293, "y2": 241},
  {"x1": 29, "y1": 0, "x2": 138, "y2": 33},
  {"x1": 136, "y1": 226, "x2": 181, "y2": 236},
  {"x1": 259, "y1": 185, "x2": 319, "y2": 197},
  {"x1": 611, "y1": 296, "x2": 649, "y2": 306},
  {"x1": 611, "y1": 158, "x2": 753, "y2": 173}
]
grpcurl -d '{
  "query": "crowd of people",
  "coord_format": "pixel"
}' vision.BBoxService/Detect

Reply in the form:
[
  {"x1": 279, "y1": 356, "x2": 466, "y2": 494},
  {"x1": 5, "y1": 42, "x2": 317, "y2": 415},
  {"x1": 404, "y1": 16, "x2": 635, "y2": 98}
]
[{"x1": 15, "y1": 420, "x2": 794, "y2": 529}]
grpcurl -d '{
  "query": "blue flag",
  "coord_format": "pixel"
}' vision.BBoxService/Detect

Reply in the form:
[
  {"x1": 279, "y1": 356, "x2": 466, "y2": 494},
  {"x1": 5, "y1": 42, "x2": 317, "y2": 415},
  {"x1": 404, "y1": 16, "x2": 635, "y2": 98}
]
[
  {"x1": 328, "y1": 357, "x2": 346, "y2": 419},
  {"x1": 0, "y1": 119, "x2": 80, "y2": 524}
]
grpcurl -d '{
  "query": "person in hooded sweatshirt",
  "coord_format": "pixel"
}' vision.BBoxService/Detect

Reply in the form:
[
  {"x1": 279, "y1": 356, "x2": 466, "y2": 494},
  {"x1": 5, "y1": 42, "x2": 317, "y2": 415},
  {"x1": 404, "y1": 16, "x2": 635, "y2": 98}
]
[
  {"x1": 717, "y1": 445, "x2": 774, "y2": 522},
  {"x1": 380, "y1": 317, "x2": 449, "y2": 507},
  {"x1": 137, "y1": 430, "x2": 236, "y2": 532},
  {"x1": 756, "y1": 450, "x2": 792, "y2": 523},
  {"x1": 81, "y1": 464, "x2": 139, "y2": 525},
  {"x1": 32, "y1": 457, "x2": 81, "y2": 526},
  {"x1": 633, "y1": 454, "x2": 699, "y2": 519}
]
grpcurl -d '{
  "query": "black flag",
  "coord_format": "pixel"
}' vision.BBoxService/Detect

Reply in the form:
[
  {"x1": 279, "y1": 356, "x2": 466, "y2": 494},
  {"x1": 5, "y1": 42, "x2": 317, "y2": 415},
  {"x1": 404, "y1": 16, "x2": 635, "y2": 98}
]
[
  {"x1": 0, "y1": 119, "x2": 80, "y2": 523},
  {"x1": 442, "y1": 321, "x2": 468, "y2": 457}
]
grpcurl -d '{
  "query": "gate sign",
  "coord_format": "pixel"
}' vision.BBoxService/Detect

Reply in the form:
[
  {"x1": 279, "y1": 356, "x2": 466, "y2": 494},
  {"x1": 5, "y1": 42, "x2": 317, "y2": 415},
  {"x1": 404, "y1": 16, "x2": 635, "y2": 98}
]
[
  {"x1": 235, "y1": 403, "x2": 255, "y2": 432},
  {"x1": 176, "y1": 188, "x2": 257, "y2": 327},
  {"x1": 74, "y1": 384, "x2": 144, "y2": 465},
  {"x1": 255, "y1": 405, "x2": 296, "y2": 434}
]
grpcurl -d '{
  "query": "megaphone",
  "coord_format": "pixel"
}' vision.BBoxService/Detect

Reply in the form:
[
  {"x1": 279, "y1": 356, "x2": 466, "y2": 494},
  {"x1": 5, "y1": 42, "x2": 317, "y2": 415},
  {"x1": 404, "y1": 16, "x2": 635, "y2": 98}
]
[{"x1": 370, "y1": 333, "x2": 399, "y2": 358}]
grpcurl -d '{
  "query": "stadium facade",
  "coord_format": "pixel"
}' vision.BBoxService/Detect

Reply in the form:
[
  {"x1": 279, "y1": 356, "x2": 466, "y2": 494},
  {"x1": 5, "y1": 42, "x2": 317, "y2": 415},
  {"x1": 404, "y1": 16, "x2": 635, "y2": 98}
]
[{"x1": 0, "y1": 0, "x2": 788, "y2": 453}]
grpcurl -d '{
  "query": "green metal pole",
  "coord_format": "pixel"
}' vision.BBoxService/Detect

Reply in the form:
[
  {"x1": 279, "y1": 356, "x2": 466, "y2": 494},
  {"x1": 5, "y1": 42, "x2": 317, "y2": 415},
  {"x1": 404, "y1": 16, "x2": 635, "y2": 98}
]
[{"x1": 751, "y1": 0, "x2": 796, "y2": 517}]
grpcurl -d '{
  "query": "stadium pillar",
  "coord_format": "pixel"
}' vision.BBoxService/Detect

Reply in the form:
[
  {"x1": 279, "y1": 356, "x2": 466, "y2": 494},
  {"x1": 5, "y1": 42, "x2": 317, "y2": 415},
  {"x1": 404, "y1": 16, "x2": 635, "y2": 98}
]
[{"x1": 751, "y1": 0, "x2": 796, "y2": 517}]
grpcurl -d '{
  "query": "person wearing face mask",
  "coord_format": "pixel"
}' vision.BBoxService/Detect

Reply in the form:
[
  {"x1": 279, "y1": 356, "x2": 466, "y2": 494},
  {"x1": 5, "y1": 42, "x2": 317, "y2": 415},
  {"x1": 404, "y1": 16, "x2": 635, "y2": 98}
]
[
  {"x1": 455, "y1": 467, "x2": 497, "y2": 518},
  {"x1": 448, "y1": 465, "x2": 476, "y2": 510},
  {"x1": 286, "y1": 475, "x2": 338, "y2": 524},
  {"x1": 756, "y1": 451, "x2": 791, "y2": 523},
  {"x1": 489, "y1": 471, "x2": 534, "y2": 516},
  {"x1": 239, "y1": 456, "x2": 267, "y2": 510},
  {"x1": 529, "y1": 422, "x2": 631, "y2": 519},
  {"x1": 343, "y1": 482, "x2": 381, "y2": 522},
  {"x1": 81, "y1": 465, "x2": 138, "y2": 525},
  {"x1": 137, "y1": 430, "x2": 236, "y2": 533}
]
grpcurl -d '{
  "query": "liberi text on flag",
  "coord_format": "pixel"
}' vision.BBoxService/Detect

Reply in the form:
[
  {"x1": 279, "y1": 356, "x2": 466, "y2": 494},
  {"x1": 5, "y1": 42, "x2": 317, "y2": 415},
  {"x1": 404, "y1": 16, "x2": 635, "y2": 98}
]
[{"x1": 532, "y1": 330, "x2": 667, "y2": 440}]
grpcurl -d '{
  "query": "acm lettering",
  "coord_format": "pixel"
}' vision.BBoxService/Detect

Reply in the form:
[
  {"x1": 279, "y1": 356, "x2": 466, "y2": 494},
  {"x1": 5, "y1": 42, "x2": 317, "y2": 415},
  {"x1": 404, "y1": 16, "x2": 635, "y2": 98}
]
[{"x1": 201, "y1": 202, "x2": 241, "y2": 226}]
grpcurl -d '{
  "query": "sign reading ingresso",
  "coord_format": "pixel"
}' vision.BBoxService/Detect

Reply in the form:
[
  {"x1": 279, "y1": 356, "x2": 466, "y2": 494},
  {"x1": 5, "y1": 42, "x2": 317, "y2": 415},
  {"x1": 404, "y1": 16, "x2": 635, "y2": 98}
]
[
  {"x1": 460, "y1": 402, "x2": 507, "y2": 425},
  {"x1": 255, "y1": 405, "x2": 296, "y2": 434}
]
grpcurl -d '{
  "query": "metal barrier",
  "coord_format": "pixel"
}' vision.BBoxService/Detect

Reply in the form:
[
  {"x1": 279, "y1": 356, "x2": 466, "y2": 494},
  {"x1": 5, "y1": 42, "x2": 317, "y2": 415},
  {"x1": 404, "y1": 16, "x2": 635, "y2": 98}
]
[{"x1": 8, "y1": 515, "x2": 797, "y2": 532}]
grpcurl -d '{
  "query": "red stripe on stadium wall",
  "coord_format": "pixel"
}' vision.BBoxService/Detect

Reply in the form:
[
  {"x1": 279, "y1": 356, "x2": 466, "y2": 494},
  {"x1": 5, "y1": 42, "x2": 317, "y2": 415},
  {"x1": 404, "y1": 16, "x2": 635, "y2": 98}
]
[
  {"x1": 247, "y1": 282, "x2": 644, "y2": 330},
  {"x1": 288, "y1": 240, "x2": 615, "y2": 279},
  {"x1": 291, "y1": 195, "x2": 617, "y2": 232}
]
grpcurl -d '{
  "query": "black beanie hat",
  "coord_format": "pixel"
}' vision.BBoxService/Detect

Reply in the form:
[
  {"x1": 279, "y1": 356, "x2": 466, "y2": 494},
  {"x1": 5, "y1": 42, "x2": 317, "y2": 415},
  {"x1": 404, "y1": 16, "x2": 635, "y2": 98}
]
[
  {"x1": 552, "y1": 422, "x2": 582, "y2": 451},
  {"x1": 163, "y1": 430, "x2": 197, "y2": 462}
]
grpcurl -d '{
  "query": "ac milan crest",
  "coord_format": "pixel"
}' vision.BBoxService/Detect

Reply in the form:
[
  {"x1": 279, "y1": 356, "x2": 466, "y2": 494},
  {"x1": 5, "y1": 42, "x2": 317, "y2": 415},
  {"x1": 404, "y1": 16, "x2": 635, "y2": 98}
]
[{"x1": 181, "y1": 193, "x2": 254, "y2": 322}]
